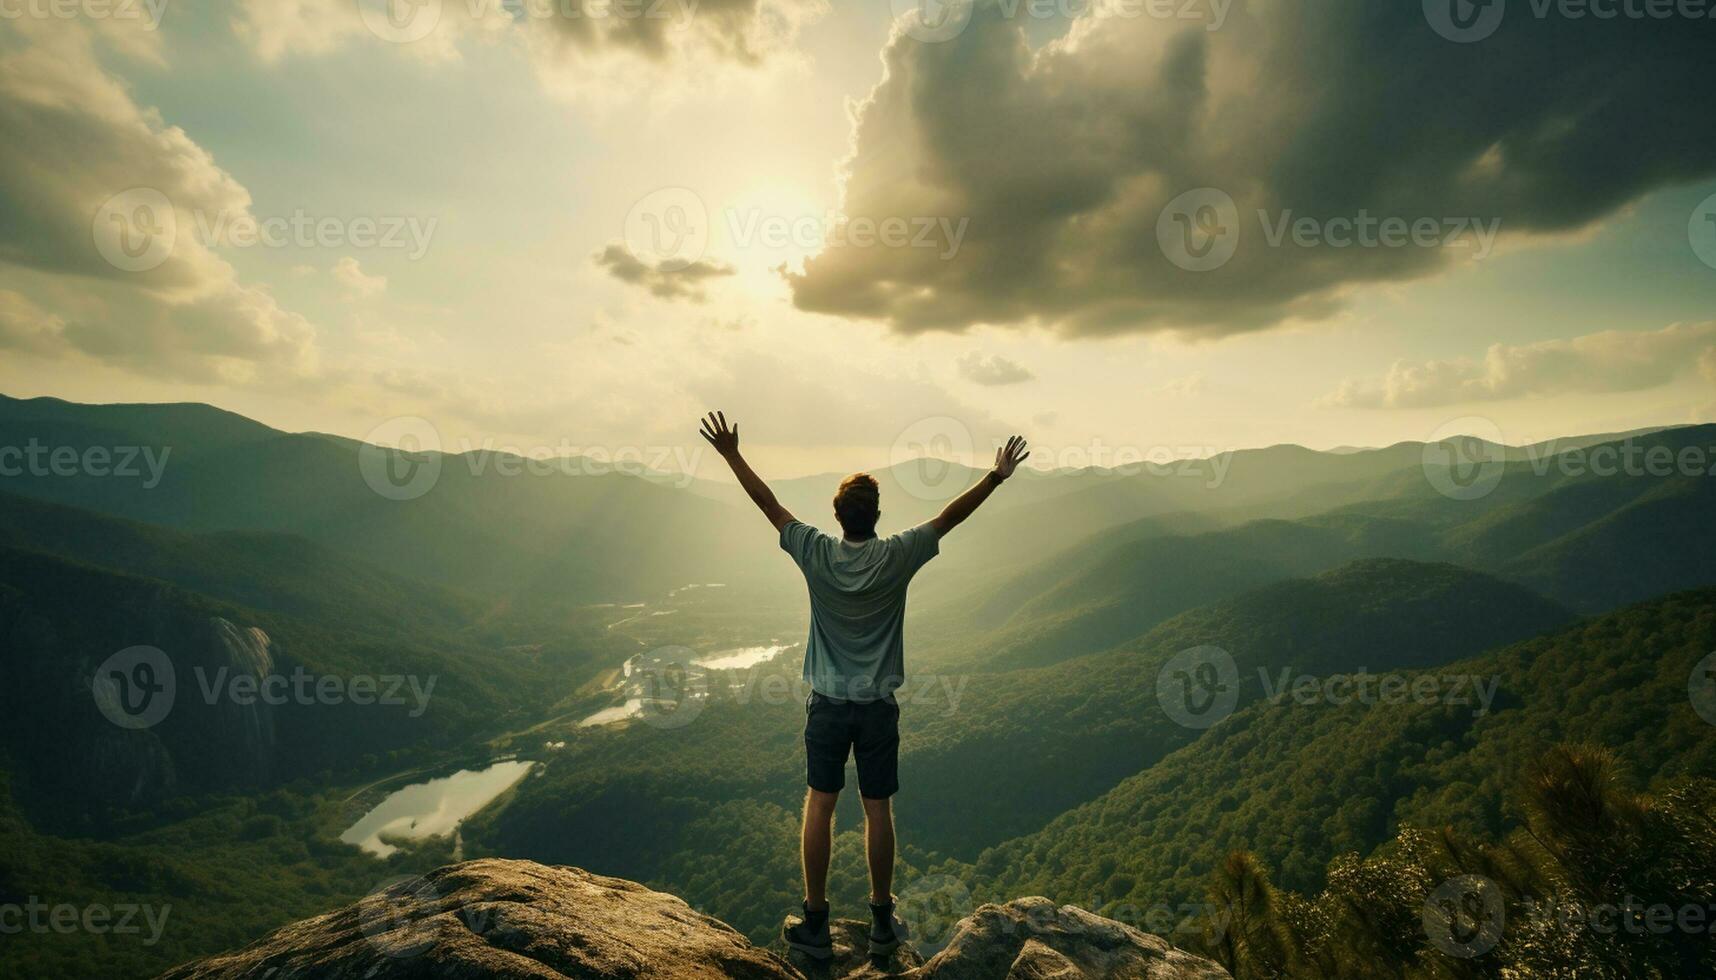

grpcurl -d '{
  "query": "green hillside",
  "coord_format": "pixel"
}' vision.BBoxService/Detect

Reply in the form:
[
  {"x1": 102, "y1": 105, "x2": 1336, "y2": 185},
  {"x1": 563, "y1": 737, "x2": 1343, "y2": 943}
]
[
  {"x1": 0, "y1": 491, "x2": 479, "y2": 639},
  {"x1": 970, "y1": 589, "x2": 1716, "y2": 921},
  {"x1": 0, "y1": 546, "x2": 605, "y2": 819}
]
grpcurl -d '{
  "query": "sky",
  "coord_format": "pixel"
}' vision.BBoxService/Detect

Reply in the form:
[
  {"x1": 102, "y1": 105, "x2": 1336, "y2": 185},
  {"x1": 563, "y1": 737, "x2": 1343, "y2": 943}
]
[{"x1": 0, "y1": 0, "x2": 1713, "y2": 479}]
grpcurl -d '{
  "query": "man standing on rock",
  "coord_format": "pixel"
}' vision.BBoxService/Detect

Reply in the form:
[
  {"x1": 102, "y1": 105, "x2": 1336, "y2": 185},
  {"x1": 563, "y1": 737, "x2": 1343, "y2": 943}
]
[{"x1": 698, "y1": 412, "x2": 1030, "y2": 960}]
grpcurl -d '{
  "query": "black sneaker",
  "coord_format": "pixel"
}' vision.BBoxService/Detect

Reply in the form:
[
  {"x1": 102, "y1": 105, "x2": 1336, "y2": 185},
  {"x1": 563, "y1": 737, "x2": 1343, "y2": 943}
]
[
  {"x1": 868, "y1": 900, "x2": 905, "y2": 956},
  {"x1": 786, "y1": 903, "x2": 833, "y2": 960}
]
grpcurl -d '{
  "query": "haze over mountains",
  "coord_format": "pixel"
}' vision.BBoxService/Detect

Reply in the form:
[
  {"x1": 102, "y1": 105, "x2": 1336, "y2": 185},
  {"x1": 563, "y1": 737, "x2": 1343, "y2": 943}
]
[{"x1": 1, "y1": 393, "x2": 1712, "y2": 978}]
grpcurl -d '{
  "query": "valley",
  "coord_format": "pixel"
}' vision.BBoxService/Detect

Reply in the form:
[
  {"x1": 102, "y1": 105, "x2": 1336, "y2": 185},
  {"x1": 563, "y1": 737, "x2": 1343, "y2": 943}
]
[{"x1": 1, "y1": 396, "x2": 1712, "y2": 978}]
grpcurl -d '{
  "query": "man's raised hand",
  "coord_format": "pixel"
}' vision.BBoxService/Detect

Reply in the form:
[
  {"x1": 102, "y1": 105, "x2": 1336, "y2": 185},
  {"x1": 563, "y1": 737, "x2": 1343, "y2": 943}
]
[
  {"x1": 993, "y1": 435, "x2": 1030, "y2": 481},
  {"x1": 698, "y1": 411, "x2": 740, "y2": 459},
  {"x1": 699, "y1": 411, "x2": 794, "y2": 530}
]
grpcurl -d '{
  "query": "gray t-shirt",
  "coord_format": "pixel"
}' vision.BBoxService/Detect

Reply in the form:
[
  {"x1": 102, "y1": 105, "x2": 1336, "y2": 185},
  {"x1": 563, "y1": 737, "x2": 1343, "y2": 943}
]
[{"x1": 780, "y1": 520, "x2": 940, "y2": 702}]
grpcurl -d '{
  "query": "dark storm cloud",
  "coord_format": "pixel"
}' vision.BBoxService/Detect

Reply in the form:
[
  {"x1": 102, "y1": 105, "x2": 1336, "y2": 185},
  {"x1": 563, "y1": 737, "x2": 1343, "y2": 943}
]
[{"x1": 787, "y1": 0, "x2": 1716, "y2": 336}]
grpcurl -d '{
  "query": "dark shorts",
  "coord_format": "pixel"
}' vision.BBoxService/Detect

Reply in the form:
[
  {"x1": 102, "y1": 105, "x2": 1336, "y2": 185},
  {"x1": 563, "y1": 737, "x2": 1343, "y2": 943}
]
[{"x1": 804, "y1": 691, "x2": 899, "y2": 799}]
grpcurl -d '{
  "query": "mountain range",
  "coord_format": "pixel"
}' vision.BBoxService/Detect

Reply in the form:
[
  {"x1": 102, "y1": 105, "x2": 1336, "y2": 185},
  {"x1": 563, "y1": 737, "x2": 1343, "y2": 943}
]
[{"x1": 0, "y1": 393, "x2": 1711, "y2": 979}]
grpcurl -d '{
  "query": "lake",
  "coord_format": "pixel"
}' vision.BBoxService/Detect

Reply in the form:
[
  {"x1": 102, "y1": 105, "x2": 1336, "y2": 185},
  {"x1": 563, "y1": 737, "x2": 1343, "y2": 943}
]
[
  {"x1": 694, "y1": 643, "x2": 791, "y2": 671},
  {"x1": 340, "y1": 760, "x2": 535, "y2": 857}
]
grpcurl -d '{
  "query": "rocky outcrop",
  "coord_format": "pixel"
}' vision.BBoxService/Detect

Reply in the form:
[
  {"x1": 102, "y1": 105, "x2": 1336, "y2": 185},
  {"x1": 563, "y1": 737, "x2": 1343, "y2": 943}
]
[
  {"x1": 161, "y1": 860, "x2": 1230, "y2": 980},
  {"x1": 908, "y1": 898, "x2": 1229, "y2": 980},
  {"x1": 782, "y1": 898, "x2": 1229, "y2": 980},
  {"x1": 160, "y1": 860, "x2": 799, "y2": 980}
]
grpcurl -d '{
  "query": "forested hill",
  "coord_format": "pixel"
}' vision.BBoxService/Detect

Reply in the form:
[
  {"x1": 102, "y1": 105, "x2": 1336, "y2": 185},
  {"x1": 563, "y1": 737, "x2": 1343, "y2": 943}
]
[{"x1": 969, "y1": 587, "x2": 1716, "y2": 917}]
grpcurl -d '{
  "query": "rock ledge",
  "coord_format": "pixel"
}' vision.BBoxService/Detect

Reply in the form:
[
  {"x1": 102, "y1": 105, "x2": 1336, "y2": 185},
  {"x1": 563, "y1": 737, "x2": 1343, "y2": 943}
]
[{"x1": 160, "y1": 859, "x2": 1229, "y2": 980}]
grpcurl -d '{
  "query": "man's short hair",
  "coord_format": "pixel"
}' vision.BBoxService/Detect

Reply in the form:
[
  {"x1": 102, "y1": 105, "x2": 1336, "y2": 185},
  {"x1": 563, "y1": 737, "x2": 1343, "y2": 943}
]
[{"x1": 833, "y1": 473, "x2": 881, "y2": 538}]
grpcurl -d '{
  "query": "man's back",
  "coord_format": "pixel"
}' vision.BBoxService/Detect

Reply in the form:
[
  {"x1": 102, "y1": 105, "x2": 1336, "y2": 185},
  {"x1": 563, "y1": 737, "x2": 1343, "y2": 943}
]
[
  {"x1": 780, "y1": 521, "x2": 939, "y2": 702},
  {"x1": 698, "y1": 413, "x2": 1026, "y2": 960}
]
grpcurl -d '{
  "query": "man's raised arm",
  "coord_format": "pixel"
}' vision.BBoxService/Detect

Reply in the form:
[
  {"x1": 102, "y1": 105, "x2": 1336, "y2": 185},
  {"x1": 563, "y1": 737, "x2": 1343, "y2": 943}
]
[
  {"x1": 699, "y1": 411, "x2": 795, "y2": 532},
  {"x1": 929, "y1": 435, "x2": 1029, "y2": 538}
]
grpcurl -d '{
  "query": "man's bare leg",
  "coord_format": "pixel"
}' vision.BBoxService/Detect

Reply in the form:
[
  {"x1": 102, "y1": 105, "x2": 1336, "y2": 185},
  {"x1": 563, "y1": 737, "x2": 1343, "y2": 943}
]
[
  {"x1": 802, "y1": 788, "x2": 838, "y2": 910},
  {"x1": 861, "y1": 795, "x2": 895, "y2": 905}
]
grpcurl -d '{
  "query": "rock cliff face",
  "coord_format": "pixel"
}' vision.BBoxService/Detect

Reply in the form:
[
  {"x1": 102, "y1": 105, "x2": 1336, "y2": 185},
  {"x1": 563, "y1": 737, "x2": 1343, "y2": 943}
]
[{"x1": 160, "y1": 859, "x2": 1230, "y2": 980}]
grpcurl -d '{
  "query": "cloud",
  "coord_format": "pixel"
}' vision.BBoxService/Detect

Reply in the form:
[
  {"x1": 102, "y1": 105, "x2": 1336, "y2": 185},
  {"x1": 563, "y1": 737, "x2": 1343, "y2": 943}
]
[
  {"x1": 593, "y1": 243, "x2": 735, "y2": 302},
  {"x1": 787, "y1": 0, "x2": 1716, "y2": 336},
  {"x1": 232, "y1": 0, "x2": 507, "y2": 63},
  {"x1": 0, "y1": 290, "x2": 66, "y2": 354},
  {"x1": 956, "y1": 351, "x2": 1034, "y2": 385},
  {"x1": 1320, "y1": 322, "x2": 1716, "y2": 409},
  {"x1": 0, "y1": 23, "x2": 318, "y2": 382},
  {"x1": 233, "y1": 0, "x2": 821, "y2": 98},
  {"x1": 333, "y1": 256, "x2": 387, "y2": 298}
]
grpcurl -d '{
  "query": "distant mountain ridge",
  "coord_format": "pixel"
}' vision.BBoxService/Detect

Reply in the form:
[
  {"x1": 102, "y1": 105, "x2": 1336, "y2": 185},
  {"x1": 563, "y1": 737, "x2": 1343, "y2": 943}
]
[{"x1": 2, "y1": 394, "x2": 1696, "y2": 611}]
